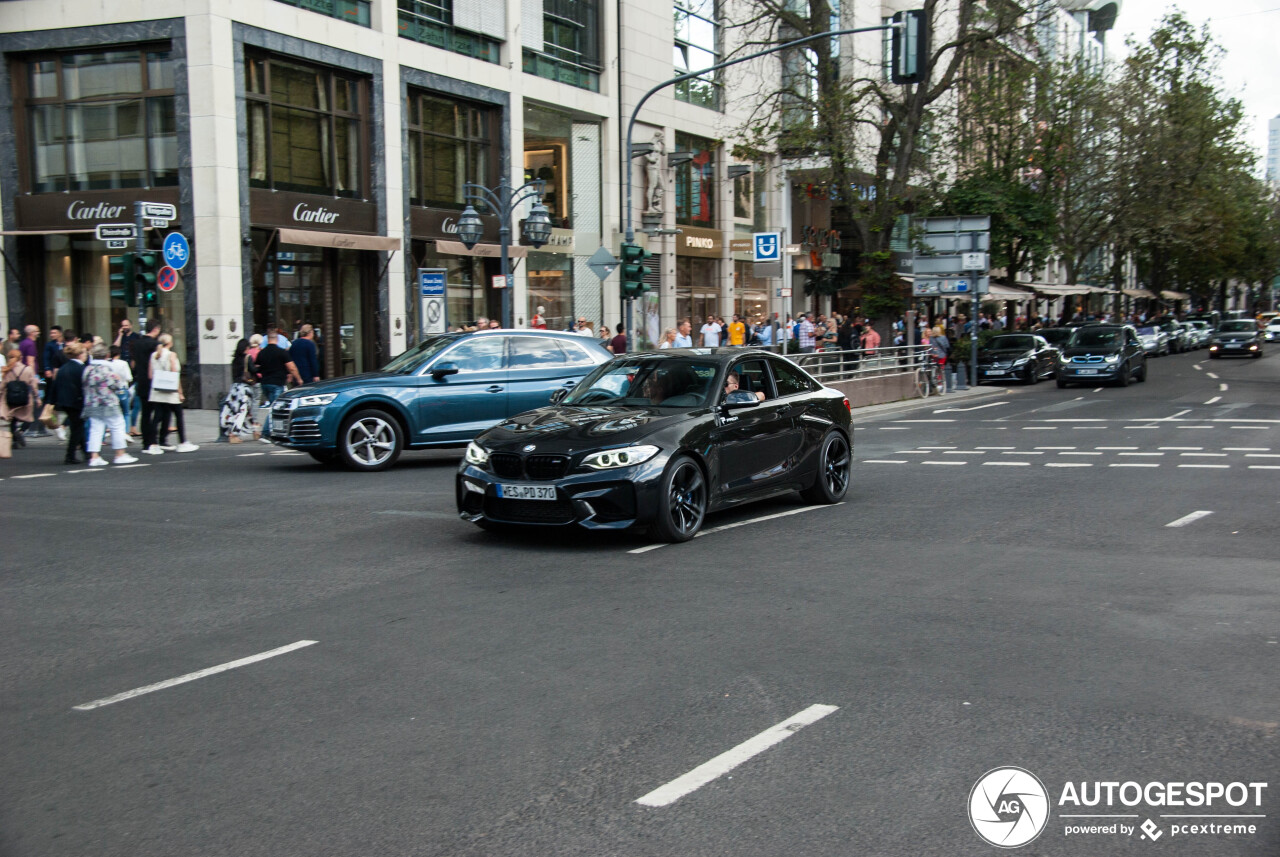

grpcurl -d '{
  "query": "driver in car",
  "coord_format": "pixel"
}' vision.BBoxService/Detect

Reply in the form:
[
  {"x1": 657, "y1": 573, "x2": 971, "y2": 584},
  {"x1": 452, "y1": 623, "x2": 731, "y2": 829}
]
[{"x1": 723, "y1": 371, "x2": 765, "y2": 402}]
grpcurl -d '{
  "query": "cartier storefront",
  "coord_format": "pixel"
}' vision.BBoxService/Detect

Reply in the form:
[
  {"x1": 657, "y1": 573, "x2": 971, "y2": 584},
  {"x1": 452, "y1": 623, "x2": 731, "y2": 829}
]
[{"x1": 5, "y1": 187, "x2": 188, "y2": 358}]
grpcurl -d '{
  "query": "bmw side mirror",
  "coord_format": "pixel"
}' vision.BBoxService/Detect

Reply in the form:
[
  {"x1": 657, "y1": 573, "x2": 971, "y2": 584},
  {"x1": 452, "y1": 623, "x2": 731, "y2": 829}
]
[
  {"x1": 431, "y1": 362, "x2": 460, "y2": 379},
  {"x1": 550, "y1": 388, "x2": 567, "y2": 404}
]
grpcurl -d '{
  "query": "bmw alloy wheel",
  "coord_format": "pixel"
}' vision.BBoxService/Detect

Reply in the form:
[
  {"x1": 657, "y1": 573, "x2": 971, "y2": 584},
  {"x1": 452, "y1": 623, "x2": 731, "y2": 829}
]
[
  {"x1": 649, "y1": 455, "x2": 707, "y2": 542},
  {"x1": 802, "y1": 431, "x2": 851, "y2": 504}
]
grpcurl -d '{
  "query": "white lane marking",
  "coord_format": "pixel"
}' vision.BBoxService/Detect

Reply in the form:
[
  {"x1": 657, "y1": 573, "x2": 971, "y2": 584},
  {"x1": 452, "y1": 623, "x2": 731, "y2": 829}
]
[
  {"x1": 1211, "y1": 419, "x2": 1280, "y2": 424},
  {"x1": 1093, "y1": 387, "x2": 1104, "y2": 393},
  {"x1": 1060, "y1": 452, "x2": 1102, "y2": 456},
  {"x1": 1001, "y1": 451, "x2": 1043, "y2": 455},
  {"x1": 1194, "y1": 364, "x2": 1204, "y2": 371},
  {"x1": 1166, "y1": 511, "x2": 1213, "y2": 528},
  {"x1": 878, "y1": 427, "x2": 910, "y2": 430},
  {"x1": 1045, "y1": 463, "x2": 1093, "y2": 468},
  {"x1": 1205, "y1": 397, "x2": 1222, "y2": 405},
  {"x1": 892, "y1": 420, "x2": 955, "y2": 423},
  {"x1": 73, "y1": 640, "x2": 319, "y2": 711},
  {"x1": 923, "y1": 460, "x2": 966, "y2": 465},
  {"x1": 1177, "y1": 426, "x2": 1214, "y2": 429},
  {"x1": 12, "y1": 473, "x2": 55, "y2": 479},
  {"x1": 1096, "y1": 447, "x2": 1138, "y2": 450},
  {"x1": 984, "y1": 461, "x2": 1030, "y2": 466},
  {"x1": 862, "y1": 460, "x2": 908, "y2": 464},
  {"x1": 933, "y1": 401, "x2": 1008, "y2": 413},
  {"x1": 1170, "y1": 410, "x2": 1192, "y2": 419},
  {"x1": 1220, "y1": 383, "x2": 1229, "y2": 392},
  {"x1": 627, "y1": 504, "x2": 845, "y2": 554},
  {"x1": 942, "y1": 450, "x2": 985, "y2": 455},
  {"x1": 1119, "y1": 452, "x2": 1164, "y2": 457},
  {"x1": 1249, "y1": 465, "x2": 1280, "y2": 470},
  {"x1": 1035, "y1": 446, "x2": 1075, "y2": 450},
  {"x1": 635, "y1": 704, "x2": 839, "y2": 807},
  {"x1": 1111, "y1": 463, "x2": 1160, "y2": 468},
  {"x1": 976, "y1": 446, "x2": 1015, "y2": 450},
  {"x1": 1160, "y1": 447, "x2": 1202, "y2": 451},
  {"x1": 1227, "y1": 448, "x2": 1270, "y2": 452},
  {"x1": 1245, "y1": 454, "x2": 1280, "y2": 458},
  {"x1": 1181, "y1": 452, "x2": 1227, "y2": 457},
  {"x1": 112, "y1": 464, "x2": 151, "y2": 470},
  {"x1": 1043, "y1": 419, "x2": 1108, "y2": 422},
  {"x1": 1023, "y1": 426, "x2": 1057, "y2": 430},
  {"x1": 1178, "y1": 464, "x2": 1230, "y2": 469},
  {"x1": 238, "y1": 452, "x2": 267, "y2": 457},
  {"x1": 1206, "y1": 373, "x2": 1219, "y2": 379},
  {"x1": 917, "y1": 446, "x2": 957, "y2": 449},
  {"x1": 66, "y1": 468, "x2": 105, "y2": 474},
  {"x1": 1232, "y1": 426, "x2": 1270, "y2": 430},
  {"x1": 1125, "y1": 426, "x2": 1159, "y2": 429},
  {"x1": 895, "y1": 450, "x2": 933, "y2": 454},
  {"x1": 1073, "y1": 426, "x2": 1106, "y2": 429}
]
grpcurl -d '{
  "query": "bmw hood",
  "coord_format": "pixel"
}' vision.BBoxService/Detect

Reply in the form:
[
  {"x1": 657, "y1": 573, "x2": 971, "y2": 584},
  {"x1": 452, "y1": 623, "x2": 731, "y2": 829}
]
[
  {"x1": 478, "y1": 406, "x2": 690, "y2": 450},
  {"x1": 1060, "y1": 345, "x2": 1121, "y2": 359}
]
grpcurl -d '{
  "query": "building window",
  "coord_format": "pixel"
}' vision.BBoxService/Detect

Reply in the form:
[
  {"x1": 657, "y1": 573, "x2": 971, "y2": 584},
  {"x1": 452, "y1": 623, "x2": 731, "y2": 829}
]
[
  {"x1": 246, "y1": 54, "x2": 367, "y2": 198},
  {"x1": 674, "y1": 132, "x2": 715, "y2": 228},
  {"x1": 398, "y1": 0, "x2": 501, "y2": 63},
  {"x1": 18, "y1": 46, "x2": 177, "y2": 193},
  {"x1": 523, "y1": 0, "x2": 601, "y2": 92},
  {"x1": 674, "y1": 0, "x2": 720, "y2": 110},
  {"x1": 273, "y1": 0, "x2": 371, "y2": 27},
  {"x1": 407, "y1": 92, "x2": 497, "y2": 210}
]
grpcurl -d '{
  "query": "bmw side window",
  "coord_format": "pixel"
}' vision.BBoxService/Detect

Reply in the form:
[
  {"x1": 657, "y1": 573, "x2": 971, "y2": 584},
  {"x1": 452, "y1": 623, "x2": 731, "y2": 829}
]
[
  {"x1": 508, "y1": 336, "x2": 567, "y2": 368},
  {"x1": 436, "y1": 337, "x2": 505, "y2": 372},
  {"x1": 770, "y1": 359, "x2": 815, "y2": 397}
]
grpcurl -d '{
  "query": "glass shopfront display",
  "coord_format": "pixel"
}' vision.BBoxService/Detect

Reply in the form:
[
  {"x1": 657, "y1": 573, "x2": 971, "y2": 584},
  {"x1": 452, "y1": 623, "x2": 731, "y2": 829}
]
[
  {"x1": 412, "y1": 241, "x2": 495, "y2": 331},
  {"x1": 733, "y1": 260, "x2": 768, "y2": 321},
  {"x1": 676, "y1": 256, "x2": 718, "y2": 325},
  {"x1": 526, "y1": 252, "x2": 572, "y2": 330}
]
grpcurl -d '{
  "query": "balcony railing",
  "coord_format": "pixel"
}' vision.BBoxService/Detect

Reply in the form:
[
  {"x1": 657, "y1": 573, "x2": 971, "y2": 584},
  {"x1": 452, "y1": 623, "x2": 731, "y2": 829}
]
[{"x1": 274, "y1": 0, "x2": 371, "y2": 27}]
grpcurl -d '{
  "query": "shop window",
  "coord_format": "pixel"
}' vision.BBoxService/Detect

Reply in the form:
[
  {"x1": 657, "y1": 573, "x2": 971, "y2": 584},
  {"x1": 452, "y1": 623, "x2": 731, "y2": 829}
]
[
  {"x1": 246, "y1": 54, "x2": 367, "y2": 198},
  {"x1": 674, "y1": 132, "x2": 715, "y2": 228},
  {"x1": 397, "y1": 0, "x2": 501, "y2": 63},
  {"x1": 674, "y1": 0, "x2": 720, "y2": 110},
  {"x1": 407, "y1": 92, "x2": 497, "y2": 210},
  {"x1": 17, "y1": 46, "x2": 177, "y2": 192},
  {"x1": 274, "y1": 0, "x2": 372, "y2": 27},
  {"x1": 523, "y1": 0, "x2": 601, "y2": 92},
  {"x1": 523, "y1": 104, "x2": 572, "y2": 229}
]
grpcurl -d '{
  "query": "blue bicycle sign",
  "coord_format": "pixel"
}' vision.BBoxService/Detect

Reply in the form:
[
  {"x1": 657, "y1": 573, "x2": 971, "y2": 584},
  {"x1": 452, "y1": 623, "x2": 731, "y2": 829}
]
[{"x1": 162, "y1": 232, "x2": 190, "y2": 270}]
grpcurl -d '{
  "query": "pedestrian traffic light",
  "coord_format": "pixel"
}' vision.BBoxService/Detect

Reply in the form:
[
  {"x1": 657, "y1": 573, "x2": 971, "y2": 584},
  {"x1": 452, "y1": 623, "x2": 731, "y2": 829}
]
[
  {"x1": 109, "y1": 254, "x2": 136, "y2": 305},
  {"x1": 134, "y1": 249, "x2": 159, "y2": 307},
  {"x1": 890, "y1": 9, "x2": 928, "y2": 84},
  {"x1": 620, "y1": 241, "x2": 652, "y2": 300}
]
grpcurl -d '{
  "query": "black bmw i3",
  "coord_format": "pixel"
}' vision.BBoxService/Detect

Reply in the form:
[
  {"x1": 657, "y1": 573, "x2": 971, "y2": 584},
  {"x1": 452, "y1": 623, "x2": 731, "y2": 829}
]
[{"x1": 457, "y1": 348, "x2": 853, "y2": 542}]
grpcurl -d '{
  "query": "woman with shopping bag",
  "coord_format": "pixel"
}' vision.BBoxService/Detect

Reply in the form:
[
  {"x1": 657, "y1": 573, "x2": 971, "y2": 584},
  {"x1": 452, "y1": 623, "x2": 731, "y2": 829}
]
[{"x1": 144, "y1": 334, "x2": 198, "y2": 455}]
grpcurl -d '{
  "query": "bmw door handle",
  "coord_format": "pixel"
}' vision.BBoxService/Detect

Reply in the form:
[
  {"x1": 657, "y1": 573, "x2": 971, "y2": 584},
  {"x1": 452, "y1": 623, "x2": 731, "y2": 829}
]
[{"x1": 486, "y1": 385, "x2": 503, "y2": 393}]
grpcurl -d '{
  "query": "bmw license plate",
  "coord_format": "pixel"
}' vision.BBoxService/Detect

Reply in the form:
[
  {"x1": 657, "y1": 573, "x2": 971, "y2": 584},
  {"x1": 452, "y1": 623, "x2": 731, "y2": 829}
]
[
  {"x1": 497, "y1": 484, "x2": 557, "y2": 501},
  {"x1": 1074, "y1": 368, "x2": 1098, "y2": 375}
]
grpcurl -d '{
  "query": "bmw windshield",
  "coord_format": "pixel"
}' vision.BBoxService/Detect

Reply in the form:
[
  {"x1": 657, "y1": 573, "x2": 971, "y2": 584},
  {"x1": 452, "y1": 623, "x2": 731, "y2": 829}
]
[
  {"x1": 562, "y1": 357, "x2": 720, "y2": 409},
  {"x1": 380, "y1": 335, "x2": 460, "y2": 374},
  {"x1": 1070, "y1": 328, "x2": 1122, "y2": 348}
]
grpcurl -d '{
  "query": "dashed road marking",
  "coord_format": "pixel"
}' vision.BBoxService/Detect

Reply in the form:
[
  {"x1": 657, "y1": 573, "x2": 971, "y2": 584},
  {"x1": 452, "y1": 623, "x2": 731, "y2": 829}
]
[
  {"x1": 11, "y1": 473, "x2": 54, "y2": 479},
  {"x1": 73, "y1": 640, "x2": 319, "y2": 711},
  {"x1": 1205, "y1": 397, "x2": 1221, "y2": 405},
  {"x1": 984, "y1": 461, "x2": 1029, "y2": 466},
  {"x1": 1045, "y1": 462, "x2": 1092, "y2": 468},
  {"x1": 627, "y1": 504, "x2": 844, "y2": 554},
  {"x1": 1111, "y1": 463, "x2": 1160, "y2": 468},
  {"x1": 923, "y1": 460, "x2": 966, "y2": 465},
  {"x1": 1178, "y1": 464, "x2": 1230, "y2": 469},
  {"x1": 1166, "y1": 511, "x2": 1213, "y2": 528},
  {"x1": 635, "y1": 704, "x2": 839, "y2": 808},
  {"x1": 862, "y1": 460, "x2": 908, "y2": 464}
]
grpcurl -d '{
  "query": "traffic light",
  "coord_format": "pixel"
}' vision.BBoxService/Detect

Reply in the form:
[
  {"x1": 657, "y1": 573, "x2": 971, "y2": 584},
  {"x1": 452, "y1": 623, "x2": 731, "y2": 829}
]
[
  {"x1": 109, "y1": 254, "x2": 136, "y2": 305},
  {"x1": 890, "y1": 9, "x2": 928, "y2": 84},
  {"x1": 134, "y1": 249, "x2": 160, "y2": 307},
  {"x1": 619, "y1": 241, "x2": 652, "y2": 300}
]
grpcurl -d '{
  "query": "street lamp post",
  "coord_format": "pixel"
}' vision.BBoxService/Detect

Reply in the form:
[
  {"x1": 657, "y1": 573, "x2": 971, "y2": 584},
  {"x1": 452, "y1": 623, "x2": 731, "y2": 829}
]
[{"x1": 455, "y1": 179, "x2": 553, "y2": 329}]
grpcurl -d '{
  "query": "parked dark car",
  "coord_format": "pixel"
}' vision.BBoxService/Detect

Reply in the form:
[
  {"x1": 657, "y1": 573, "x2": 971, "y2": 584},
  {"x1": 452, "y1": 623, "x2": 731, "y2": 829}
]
[
  {"x1": 1056, "y1": 324, "x2": 1147, "y2": 387},
  {"x1": 976, "y1": 334, "x2": 1059, "y2": 383},
  {"x1": 1208, "y1": 320, "x2": 1264, "y2": 358},
  {"x1": 1034, "y1": 327, "x2": 1077, "y2": 349},
  {"x1": 457, "y1": 349, "x2": 852, "y2": 542},
  {"x1": 268, "y1": 329, "x2": 613, "y2": 470}
]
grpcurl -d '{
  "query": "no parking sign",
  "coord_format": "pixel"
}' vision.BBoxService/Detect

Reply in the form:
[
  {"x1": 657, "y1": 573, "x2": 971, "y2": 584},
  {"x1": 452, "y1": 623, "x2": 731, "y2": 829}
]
[{"x1": 158, "y1": 266, "x2": 179, "y2": 292}]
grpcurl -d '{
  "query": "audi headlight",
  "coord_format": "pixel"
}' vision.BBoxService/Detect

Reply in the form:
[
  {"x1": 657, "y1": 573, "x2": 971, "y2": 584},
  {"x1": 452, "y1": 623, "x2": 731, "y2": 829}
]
[
  {"x1": 1103, "y1": 354, "x2": 1120, "y2": 364},
  {"x1": 294, "y1": 393, "x2": 338, "y2": 408},
  {"x1": 583, "y1": 444, "x2": 661, "y2": 470},
  {"x1": 465, "y1": 441, "x2": 490, "y2": 467}
]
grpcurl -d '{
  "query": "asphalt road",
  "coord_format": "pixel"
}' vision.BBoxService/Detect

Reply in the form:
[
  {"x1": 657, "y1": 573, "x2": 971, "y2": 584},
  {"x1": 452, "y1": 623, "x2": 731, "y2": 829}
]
[{"x1": 2, "y1": 347, "x2": 1278, "y2": 856}]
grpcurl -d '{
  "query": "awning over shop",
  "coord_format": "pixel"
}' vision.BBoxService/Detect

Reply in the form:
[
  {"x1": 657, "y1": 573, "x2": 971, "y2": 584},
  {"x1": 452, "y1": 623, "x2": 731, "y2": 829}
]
[
  {"x1": 1160, "y1": 290, "x2": 1190, "y2": 300},
  {"x1": 278, "y1": 228, "x2": 400, "y2": 252},
  {"x1": 1122, "y1": 288, "x2": 1158, "y2": 299},
  {"x1": 435, "y1": 239, "x2": 528, "y2": 258},
  {"x1": 986, "y1": 283, "x2": 1035, "y2": 299},
  {"x1": 1022, "y1": 282, "x2": 1108, "y2": 296},
  {"x1": 0, "y1": 228, "x2": 91, "y2": 235}
]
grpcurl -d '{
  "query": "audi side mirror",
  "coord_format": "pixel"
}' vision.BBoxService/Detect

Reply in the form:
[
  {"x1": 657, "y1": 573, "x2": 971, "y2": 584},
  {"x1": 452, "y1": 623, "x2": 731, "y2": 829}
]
[{"x1": 431, "y1": 362, "x2": 460, "y2": 379}]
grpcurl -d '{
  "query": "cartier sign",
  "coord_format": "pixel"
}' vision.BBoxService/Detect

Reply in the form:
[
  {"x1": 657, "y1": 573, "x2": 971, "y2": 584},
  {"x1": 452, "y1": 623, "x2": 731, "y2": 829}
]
[
  {"x1": 251, "y1": 189, "x2": 376, "y2": 234},
  {"x1": 13, "y1": 188, "x2": 179, "y2": 230},
  {"x1": 410, "y1": 206, "x2": 498, "y2": 243}
]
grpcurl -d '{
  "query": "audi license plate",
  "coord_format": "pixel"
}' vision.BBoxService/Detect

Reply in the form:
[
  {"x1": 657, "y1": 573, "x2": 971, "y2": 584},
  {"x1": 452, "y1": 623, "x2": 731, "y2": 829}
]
[
  {"x1": 1074, "y1": 368, "x2": 1098, "y2": 375},
  {"x1": 497, "y1": 484, "x2": 557, "y2": 501}
]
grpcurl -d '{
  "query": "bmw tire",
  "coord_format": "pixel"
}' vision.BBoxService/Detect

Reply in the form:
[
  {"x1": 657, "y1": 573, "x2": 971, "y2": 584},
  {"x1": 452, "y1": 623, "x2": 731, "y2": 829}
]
[
  {"x1": 801, "y1": 430, "x2": 851, "y2": 505},
  {"x1": 648, "y1": 454, "x2": 707, "y2": 543}
]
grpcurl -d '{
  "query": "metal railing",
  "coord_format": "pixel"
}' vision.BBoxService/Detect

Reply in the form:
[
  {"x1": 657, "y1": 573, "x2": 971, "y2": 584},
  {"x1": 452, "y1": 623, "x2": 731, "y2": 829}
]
[{"x1": 781, "y1": 344, "x2": 937, "y2": 386}]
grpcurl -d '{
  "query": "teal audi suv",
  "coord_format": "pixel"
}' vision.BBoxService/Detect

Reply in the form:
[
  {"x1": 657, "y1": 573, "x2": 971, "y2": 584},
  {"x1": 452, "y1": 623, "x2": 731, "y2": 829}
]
[{"x1": 268, "y1": 329, "x2": 613, "y2": 470}]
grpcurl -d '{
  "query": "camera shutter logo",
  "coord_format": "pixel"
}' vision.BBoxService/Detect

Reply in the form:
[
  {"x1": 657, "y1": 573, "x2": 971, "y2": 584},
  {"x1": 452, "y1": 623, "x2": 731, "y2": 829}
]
[{"x1": 969, "y1": 767, "x2": 1050, "y2": 848}]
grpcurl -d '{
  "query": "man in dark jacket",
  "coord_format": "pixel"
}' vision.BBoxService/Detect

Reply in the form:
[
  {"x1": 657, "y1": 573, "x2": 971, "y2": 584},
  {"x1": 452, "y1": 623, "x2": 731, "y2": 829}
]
[
  {"x1": 51, "y1": 340, "x2": 87, "y2": 464},
  {"x1": 131, "y1": 320, "x2": 163, "y2": 450},
  {"x1": 256, "y1": 326, "x2": 303, "y2": 441},
  {"x1": 289, "y1": 324, "x2": 320, "y2": 384}
]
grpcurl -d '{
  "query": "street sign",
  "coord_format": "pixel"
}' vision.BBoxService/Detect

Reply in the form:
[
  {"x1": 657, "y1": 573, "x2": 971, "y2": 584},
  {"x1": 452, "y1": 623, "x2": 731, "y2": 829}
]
[
  {"x1": 587, "y1": 246, "x2": 619, "y2": 280},
  {"x1": 776, "y1": 287, "x2": 793, "y2": 297},
  {"x1": 753, "y1": 232, "x2": 781, "y2": 262},
  {"x1": 146, "y1": 218, "x2": 170, "y2": 230},
  {"x1": 418, "y1": 269, "x2": 446, "y2": 336},
  {"x1": 105, "y1": 239, "x2": 129, "y2": 250},
  {"x1": 142, "y1": 202, "x2": 177, "y2": 220},
  {"x1": 920, "y1": 215, "x2": 990, "y2": 233},
  {"x1": 162, "y1": 232, "x2": 190, "y2": 270},
  {"x1": 95, "y1": 223, "x2": 137, "y2": 242},
  {"x1": 912, "y1": 255, "x2": 977, "y2": 275},
  {"x1": 157, "y1": 265, "x2": 178, "y2": 293},
  {"x1": 918, "y1": 232, "x2": 990, "y2": 253},
  {"x1": 913, "y1": 277, "x2": 989, "y2": 296},
  {"x1": 491, "y1": 274, "x2": 512, "y2": 290}
]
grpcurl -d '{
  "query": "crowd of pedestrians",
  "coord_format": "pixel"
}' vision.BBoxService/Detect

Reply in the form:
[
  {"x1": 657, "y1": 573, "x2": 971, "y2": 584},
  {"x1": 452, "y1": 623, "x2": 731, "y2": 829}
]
[{"x1": 1, "y1": 320, "x2": 201, "y2": 464}]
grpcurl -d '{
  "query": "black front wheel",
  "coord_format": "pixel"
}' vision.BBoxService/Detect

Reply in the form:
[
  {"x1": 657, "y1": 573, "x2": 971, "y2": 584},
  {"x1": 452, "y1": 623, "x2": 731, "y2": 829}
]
[
  {"x1": 801, "y1": 431, "x2": 852, "y2": 504},
  {"x1": 647, "y1": 455, "x2": 707, "y2": 543}
]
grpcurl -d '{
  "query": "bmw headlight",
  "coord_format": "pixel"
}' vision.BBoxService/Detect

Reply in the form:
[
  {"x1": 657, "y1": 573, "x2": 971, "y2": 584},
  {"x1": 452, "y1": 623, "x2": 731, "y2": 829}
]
[
  {"x1": 1103, "y1": 354, "x2": 1120, "y2": 364},
  {"x1": 294, "y1": 393, "x2": 338, "y2": 408},
  {"x1": 583, "y1": 444, "x2": 661, "y2": 470},
  {"x1": 465, "y1": 441, "x2": 490, "y2": 467},
  {"x1": 1059, "y1": 353, "x2": 1072, "y2": 364}
]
